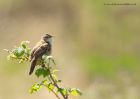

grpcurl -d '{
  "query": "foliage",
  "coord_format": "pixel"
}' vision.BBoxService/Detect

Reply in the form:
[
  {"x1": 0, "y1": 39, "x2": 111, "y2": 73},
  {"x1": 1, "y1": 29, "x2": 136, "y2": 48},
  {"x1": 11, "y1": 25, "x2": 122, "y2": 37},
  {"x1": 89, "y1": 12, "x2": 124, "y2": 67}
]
[{"x1": 4, "y1": 41, "x2": 82, "y2": 99}]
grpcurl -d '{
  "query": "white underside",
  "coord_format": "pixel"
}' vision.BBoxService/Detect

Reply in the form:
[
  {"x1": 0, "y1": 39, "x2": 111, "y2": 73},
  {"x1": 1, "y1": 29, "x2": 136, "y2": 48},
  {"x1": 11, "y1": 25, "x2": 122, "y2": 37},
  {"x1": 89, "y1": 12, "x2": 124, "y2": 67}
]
[{"x1": 47, "y1": 38, "x2": 52, "y2": 45}]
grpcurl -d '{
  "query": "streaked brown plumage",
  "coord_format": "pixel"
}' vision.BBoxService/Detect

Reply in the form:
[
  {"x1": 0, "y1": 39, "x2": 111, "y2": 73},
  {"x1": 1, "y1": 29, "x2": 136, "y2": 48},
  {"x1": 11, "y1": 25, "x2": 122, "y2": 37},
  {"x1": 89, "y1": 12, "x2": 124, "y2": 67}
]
[{"x1": 29, "y1": 34, "x2": 52, "y2": 75}]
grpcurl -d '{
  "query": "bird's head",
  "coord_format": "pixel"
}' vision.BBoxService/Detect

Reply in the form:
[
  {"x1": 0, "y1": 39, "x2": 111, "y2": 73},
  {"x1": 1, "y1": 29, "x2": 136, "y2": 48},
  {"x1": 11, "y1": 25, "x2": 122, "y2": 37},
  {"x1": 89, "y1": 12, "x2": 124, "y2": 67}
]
[{"x1": 42, "y1": 34, "x2": 53, "y2": 43}]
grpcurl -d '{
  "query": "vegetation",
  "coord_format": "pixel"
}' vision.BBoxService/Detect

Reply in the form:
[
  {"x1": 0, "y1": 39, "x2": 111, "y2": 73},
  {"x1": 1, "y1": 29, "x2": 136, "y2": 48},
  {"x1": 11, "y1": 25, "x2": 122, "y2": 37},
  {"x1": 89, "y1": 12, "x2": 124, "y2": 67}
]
[{"x1": 4, "y1": 41, "x2": 82, "y2": 99}]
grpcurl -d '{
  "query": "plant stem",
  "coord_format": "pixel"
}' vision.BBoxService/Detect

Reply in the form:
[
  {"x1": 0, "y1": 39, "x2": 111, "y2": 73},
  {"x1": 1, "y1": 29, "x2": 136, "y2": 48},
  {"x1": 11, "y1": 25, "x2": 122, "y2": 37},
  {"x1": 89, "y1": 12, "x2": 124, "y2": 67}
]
[
  {"x1": 51, "y1": 90, "x2": 61, "y2": 99},
  {"x1": 49, "y1": 71, "x2": 67, "y2": 99},
  {"x1": 47, "y1": 58, "x2": 68, "y2": 99}
]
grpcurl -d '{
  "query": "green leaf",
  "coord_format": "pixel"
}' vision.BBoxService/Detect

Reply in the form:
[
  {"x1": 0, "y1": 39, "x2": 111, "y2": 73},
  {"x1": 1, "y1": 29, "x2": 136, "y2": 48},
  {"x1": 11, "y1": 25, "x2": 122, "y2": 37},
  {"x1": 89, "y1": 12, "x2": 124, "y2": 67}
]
[
  {"x1": 35, "y1": 68, "x2": 43, "y2": 77},
  {"x1": 42, "y1": 55, "x2": 56, "y2": 65},
  {"x1": 5, "y1": 41, "x2": 31, "y2": 62},
  {"x1": 43, "y1": 80, "x2": 55, "y2": 92},
  {"x1": 12, "y1": 47, "x2": 25, "y2": 57},
  {"x1": 43, "y1": 68, "x2": 50, "y2": 77},
  {"x1": 70, "y1": 88, "x2": 82, "y2": 96},
  {"x1": 7, "y1": 54, "x2": 16, "y2": 60},
  {"x1": 43, "y1": 80, "x2": 48, "y2": 85},
  {"x1": 29, "y1": 83, "x2": 42, "y2": 94},
  {"x1": 21, "y1": 44, "x2": 26, "y2": 49},
  {"x1": 47, "y1": 83, "x2": 54, "y2": 92},
  {"x1": 35, "y1": 67, "x2": 50, "y2": 78},
  {"x1": 24, "y1": 48, "x2": 31, "y2": 55},
  {"x1": 21, "y1": 41, "x2": 30, "y2": 49},
  {"x1": 57, "y1": 88, "x2": 68, "y2": 95}
]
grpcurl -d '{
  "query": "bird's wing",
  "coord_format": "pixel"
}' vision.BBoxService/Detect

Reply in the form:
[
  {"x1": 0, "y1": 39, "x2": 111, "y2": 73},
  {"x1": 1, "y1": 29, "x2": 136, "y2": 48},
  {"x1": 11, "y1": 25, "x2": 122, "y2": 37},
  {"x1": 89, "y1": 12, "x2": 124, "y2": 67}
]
[
  {"x1": 30, "y1": 41, "x2": 45, "y2": 60},
  {"x1": 33, "y1": 43, "x2": 48, "y2": 58},
  {"x1": 29, "y1": 43, "x2": 48, "y2": 75},
  {"x1": 30, "y1": 47, "x2": 36, "y2": 61}
]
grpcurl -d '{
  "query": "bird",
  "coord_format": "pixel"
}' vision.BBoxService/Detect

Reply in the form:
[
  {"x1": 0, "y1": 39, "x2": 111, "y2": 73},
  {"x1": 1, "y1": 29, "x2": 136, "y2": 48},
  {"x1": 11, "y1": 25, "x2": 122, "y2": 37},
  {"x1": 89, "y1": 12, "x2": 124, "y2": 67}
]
[{"x1": 29, "y1": 34, "x2": 53, "y2": 75}]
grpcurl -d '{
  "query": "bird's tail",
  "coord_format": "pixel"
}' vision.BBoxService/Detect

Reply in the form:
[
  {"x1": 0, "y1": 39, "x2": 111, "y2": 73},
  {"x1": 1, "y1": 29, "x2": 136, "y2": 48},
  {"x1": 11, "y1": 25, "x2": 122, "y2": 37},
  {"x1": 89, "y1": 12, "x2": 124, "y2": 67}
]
[{"x1": 29, "y1": 57, "x2": 37, "y2": 75}]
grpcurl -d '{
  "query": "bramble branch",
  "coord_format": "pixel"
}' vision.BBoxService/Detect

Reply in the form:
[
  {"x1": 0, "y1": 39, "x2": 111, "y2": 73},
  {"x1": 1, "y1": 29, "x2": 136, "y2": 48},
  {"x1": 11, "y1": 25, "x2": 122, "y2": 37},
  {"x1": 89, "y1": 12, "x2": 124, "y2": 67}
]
[{"x1": 4, "y1": 41, "x2": 82, "y2": 99}]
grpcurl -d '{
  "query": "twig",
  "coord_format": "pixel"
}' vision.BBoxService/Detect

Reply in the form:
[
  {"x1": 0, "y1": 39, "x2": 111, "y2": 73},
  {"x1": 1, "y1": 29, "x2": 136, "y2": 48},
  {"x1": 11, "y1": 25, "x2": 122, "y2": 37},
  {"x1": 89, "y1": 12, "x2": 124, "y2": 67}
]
[
  {"x1": 49, "y1": 72, "x2": 67, "y2": 99},
  {"x1": 51, "y1": 90, "x2": 61, "y2": 99},
  {"x1": 47, "y1": 59, "x2": 68, "y2": 99},
  {"x1": 3, "y1": 49, "x2": 11, "y2": 53}
]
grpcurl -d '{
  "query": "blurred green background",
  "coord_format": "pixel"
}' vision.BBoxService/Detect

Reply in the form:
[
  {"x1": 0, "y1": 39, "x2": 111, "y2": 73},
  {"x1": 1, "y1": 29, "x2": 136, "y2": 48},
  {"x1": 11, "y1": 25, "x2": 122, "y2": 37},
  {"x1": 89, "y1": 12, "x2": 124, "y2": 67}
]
[{"x1": 0, "y1": 0, "x2": 140, "y2": 99}]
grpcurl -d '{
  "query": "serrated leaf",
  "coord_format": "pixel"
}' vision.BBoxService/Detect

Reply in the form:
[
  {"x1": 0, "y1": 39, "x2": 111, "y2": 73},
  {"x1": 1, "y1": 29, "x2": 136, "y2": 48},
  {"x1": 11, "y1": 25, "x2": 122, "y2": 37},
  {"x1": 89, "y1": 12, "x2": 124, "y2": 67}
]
[
  {"x1": 12, "y1": 47, "x2": 25, "y2": 57},
  {"x1": 70, "y1": 88, "x2": 82, "y2": 96},
  {"x1": 29, "y1": 83, "x2": 42, "y2": 94},
  {"x1": 35, "y1": 68, "x2": 44, "y2": 77},
  {"x1": 57, "y1": 88, "x2": 68, "y2": 95},
  {"x1": 47, "y1": 83, "x2": 54, "y2": 92},
  {"x1": 43, "y1": 68, "x2": 50, "y2": 78},
  {"x1": 43, "y1": 80, "x2": 48, "y2": 85},
  {"x1": 35, "y1": 67, "x2": 50, "y2": 78},
  {"x1": 7, "y1": 54, "x2": 17, "y2": 60}
]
